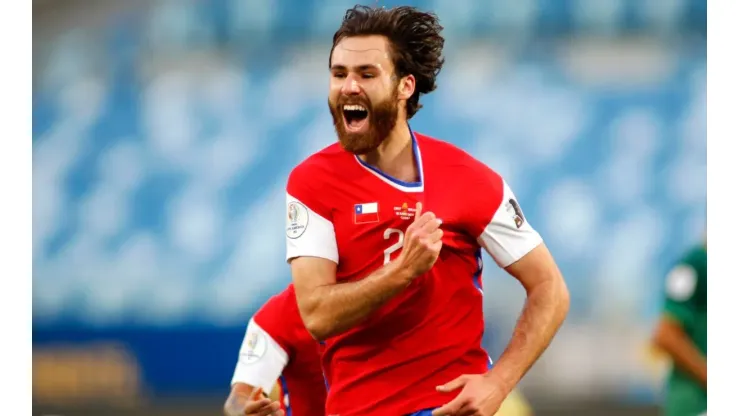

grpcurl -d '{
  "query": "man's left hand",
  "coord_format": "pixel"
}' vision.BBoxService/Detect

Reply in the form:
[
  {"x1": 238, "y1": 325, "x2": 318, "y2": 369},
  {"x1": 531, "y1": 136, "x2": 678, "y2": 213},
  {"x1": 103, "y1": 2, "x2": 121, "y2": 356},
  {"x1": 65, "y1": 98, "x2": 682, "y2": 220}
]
[{"x1": 431, "y1": 373, "x2": 508, "y2": 416}]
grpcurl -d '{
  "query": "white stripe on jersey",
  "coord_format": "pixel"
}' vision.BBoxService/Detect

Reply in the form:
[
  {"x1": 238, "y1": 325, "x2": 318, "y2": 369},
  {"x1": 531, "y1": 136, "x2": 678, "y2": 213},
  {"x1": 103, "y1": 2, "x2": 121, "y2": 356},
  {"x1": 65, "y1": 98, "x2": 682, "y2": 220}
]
[
  {"x1": 477, "y1": 180, "x2": 542, "y2": 268},
  {"x1": 231, "y1": 318, "x2": 289, "y2": 393}
]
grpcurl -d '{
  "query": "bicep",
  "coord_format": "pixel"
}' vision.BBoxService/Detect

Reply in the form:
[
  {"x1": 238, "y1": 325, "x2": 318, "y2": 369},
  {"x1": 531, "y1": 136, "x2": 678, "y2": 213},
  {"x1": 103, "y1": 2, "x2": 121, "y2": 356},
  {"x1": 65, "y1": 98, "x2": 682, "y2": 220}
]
[
  {"x1": 469, "y1": 174, "x2": 563, "y2": 290},
  {"x1": 285, "y1": 185, "x2": 340, "y2": 315},
  {"x1": 504, "y1": 243, "x2": 564, "y2": 292},
  {"x1": 290, "y1": 256, "x2": 338, "y2": 316}
]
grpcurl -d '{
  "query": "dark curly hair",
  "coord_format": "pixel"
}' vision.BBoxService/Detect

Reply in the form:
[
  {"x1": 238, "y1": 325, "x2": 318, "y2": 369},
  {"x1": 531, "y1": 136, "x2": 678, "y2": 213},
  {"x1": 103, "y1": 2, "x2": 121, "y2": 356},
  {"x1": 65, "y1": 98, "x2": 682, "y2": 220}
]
[{"x1": 330, "y1": 5, "x2": 446, "y2": 119}]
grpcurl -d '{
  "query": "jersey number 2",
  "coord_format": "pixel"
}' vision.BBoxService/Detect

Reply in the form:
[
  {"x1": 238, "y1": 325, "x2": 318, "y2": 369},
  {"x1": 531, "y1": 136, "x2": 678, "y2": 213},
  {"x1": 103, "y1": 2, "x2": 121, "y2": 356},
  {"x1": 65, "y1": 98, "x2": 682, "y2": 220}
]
[{"x1": 383, "y1": 228, "x2": 404, "y2": 265}]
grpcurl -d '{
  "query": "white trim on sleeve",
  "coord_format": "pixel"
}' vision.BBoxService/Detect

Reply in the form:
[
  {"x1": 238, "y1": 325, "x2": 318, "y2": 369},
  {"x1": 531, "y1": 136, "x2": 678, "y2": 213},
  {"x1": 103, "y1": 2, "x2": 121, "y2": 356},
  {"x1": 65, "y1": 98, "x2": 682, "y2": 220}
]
[
  {"x1": 285, "y1": 192, "x2": 339, "y2": 263},
  {"x1": 231, "y1": 318, "x2": 289, "y2": 392},
  {"x1": 477, "y1": 180, "x2": 543, "y2": 268}
]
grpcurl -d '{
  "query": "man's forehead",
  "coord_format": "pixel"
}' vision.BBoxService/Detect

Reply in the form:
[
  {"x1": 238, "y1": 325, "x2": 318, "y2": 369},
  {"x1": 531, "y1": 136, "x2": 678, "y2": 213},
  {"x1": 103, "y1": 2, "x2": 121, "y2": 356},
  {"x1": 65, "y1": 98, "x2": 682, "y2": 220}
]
[{"x1": 331, "y1": 36, "x2": 392, "y2": 69}]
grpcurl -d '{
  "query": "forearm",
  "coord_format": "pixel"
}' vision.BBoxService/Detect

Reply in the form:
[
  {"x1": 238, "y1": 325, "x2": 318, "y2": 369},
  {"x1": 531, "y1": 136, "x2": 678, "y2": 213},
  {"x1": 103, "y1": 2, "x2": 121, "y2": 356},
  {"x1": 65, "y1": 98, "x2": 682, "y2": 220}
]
[
  {"x1": 654, "y1": 319, "x2": 707, "y2": 386},
  {"x1": 667, "y1": 343, "x2": 707, "y2": 386},
  {"x1": 485, "y1": 277, "x2": 570, "y2": 391},
  {"x1": 300, "y1": 260, "x2": 413, "y2": 340}
]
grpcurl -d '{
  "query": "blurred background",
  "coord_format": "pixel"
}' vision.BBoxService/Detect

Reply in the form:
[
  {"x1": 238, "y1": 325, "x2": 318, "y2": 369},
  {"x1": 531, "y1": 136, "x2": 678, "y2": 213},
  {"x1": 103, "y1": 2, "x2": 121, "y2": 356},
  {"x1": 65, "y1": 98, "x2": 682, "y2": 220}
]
[{"x1": 32, "y1": 0, "x2": 706, "y2": 415}]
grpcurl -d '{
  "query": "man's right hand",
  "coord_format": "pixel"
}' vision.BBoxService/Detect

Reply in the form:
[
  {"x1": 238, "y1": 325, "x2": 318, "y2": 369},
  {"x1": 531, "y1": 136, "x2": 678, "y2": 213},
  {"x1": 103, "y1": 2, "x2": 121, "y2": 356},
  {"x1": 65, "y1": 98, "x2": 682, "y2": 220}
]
[
  {"x1": 224, "y1": 387, "x2": 284, "y2": 416},
  {"x1": 398, "y1": 202, "x2": 443, "y2": 279}
]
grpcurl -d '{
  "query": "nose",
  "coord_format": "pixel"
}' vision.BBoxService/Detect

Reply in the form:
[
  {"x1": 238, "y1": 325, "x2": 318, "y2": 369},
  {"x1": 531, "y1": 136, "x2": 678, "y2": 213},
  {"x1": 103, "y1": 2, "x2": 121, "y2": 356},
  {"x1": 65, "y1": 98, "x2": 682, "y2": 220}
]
[{"x1": 340, "y1": 75, "x2": 362, "y2": 95}]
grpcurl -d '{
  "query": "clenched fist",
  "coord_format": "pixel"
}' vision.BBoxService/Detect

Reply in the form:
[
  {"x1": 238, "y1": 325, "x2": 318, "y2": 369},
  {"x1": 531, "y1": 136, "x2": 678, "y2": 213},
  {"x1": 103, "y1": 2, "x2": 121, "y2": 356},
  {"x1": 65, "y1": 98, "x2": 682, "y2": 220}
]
[{"x1": 398, "y1": 202, "x2": 444, "y2": 279}]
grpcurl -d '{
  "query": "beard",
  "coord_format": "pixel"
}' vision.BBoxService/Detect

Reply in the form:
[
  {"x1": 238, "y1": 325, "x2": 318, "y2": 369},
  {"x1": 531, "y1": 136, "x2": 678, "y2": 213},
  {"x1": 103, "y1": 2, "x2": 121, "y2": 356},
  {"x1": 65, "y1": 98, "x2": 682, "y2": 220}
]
[{"x1": 328, "y1": 88, "x2": 400, "y2": 155}]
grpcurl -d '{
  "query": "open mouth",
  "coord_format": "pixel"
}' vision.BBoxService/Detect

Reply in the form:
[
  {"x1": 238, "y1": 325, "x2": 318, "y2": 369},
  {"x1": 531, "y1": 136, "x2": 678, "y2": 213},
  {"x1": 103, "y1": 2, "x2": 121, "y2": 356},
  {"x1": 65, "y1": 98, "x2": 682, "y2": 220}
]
[{"x1": 342, "y1": 104, "x2": 369, "y2": 132}]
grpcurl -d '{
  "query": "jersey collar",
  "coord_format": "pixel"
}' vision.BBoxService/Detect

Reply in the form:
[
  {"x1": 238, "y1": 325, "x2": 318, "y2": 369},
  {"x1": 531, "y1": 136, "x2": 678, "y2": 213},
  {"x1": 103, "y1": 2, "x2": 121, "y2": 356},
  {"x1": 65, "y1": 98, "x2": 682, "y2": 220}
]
[{"x1": 354, "y1": 125, "x2": 424, "y2": 193}]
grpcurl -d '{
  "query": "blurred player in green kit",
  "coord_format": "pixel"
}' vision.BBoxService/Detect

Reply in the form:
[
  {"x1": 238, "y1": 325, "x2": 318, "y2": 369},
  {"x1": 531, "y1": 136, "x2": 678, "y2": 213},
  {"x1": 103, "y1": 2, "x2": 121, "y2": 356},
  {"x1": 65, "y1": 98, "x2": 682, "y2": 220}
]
[{"x1": 651, "y1": 242, "x2": 707, "y2": 416}]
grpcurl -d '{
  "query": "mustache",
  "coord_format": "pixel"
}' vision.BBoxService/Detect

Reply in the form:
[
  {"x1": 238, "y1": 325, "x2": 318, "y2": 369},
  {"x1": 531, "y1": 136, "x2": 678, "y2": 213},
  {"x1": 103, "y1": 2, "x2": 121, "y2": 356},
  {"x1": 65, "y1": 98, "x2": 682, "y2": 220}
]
[{"x1": 335, "y1": 95, "x2": 371, "y2": 109}]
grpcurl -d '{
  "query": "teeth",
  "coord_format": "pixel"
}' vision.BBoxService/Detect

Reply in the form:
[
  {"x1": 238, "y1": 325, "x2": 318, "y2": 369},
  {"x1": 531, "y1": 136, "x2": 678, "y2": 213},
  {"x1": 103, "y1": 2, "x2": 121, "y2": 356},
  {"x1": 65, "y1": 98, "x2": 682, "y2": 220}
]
[{"x1": 343, "y1": 105, "x2": 367, "y2": 112}]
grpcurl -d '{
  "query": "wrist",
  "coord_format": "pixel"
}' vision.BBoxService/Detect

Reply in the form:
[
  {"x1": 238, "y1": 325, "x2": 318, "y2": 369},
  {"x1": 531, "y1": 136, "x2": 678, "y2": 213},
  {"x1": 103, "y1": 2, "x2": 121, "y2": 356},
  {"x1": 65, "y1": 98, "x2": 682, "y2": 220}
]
[
  {"x1": 388, "y1": 258, "x2": 415, "y2": 286},
  {"x1": 483, "y1": 368, "x2": 517, "y2": 395},
  {"x1": 223, "y1": 394, "x2": 246, "y2": 416}
]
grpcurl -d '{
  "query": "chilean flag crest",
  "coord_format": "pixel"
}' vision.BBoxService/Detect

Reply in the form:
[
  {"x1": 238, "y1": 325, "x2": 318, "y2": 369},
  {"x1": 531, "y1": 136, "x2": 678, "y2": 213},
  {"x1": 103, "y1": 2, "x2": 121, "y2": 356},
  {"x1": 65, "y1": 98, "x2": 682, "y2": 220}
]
[{"x1": 354, "y1": 202, "x2": 379, "y2": 224}]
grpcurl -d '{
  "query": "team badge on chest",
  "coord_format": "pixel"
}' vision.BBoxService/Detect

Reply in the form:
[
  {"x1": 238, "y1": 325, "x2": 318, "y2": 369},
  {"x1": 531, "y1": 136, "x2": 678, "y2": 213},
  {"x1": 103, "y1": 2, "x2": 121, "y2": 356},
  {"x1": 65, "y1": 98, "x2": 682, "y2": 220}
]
[{"x1": 394, "y1": 202, "x2": 416, "y2": 220}]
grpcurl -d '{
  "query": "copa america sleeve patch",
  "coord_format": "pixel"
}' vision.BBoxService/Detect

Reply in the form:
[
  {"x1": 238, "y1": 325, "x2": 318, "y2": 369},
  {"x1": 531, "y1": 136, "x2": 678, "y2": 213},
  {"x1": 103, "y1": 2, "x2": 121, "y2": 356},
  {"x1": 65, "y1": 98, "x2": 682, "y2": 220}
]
[
  {"x1": 286, "y1": 200, "x2": 309, "y2": 239},
  {"x1": 242, "y1": 326, "x2": 268, "y2": 363},
  {"x1": 231, "y1": 318, "x2": 289, "y2": 390},
  {"x1": 284, "y1": 193, "x2": 339, "y2": 263}
]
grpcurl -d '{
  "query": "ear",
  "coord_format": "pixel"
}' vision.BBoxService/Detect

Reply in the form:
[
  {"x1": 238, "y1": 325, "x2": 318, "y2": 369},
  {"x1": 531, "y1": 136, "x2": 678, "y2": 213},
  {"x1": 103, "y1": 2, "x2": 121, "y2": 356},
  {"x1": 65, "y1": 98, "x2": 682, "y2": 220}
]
[{"x1": 397, "y1": 74, "x2": 416, "y2": 101}]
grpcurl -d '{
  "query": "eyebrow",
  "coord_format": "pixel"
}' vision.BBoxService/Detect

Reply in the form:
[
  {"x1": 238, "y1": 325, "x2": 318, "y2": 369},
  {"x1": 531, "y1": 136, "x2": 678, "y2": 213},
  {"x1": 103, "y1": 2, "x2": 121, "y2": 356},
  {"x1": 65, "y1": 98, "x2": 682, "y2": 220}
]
[{"x1": 329, "y1": 64, "x2": 380, "y2": 72}]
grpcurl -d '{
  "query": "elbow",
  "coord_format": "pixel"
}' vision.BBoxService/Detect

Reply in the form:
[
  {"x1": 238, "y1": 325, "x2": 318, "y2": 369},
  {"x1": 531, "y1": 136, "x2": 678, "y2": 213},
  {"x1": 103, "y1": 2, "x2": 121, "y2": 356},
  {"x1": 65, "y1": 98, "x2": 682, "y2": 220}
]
[
  {"x1": 528, "y1": 273, "x2": 570, "y2": 328},
  {"x1": 298, "y1": 306, "x2": 333, "y2": 341},
  {"x1": 559, "y1": 279, "x2": 571, "y2": 316},
  {"x1": 303, "y1": 316, "x2": 332, "y2": 341},
  {"x1": 551, "y1": 274, "x2": 570, "y2": 323},
  {"x1": 296, "y1": 293, "x2": 335, "y2": 341}
]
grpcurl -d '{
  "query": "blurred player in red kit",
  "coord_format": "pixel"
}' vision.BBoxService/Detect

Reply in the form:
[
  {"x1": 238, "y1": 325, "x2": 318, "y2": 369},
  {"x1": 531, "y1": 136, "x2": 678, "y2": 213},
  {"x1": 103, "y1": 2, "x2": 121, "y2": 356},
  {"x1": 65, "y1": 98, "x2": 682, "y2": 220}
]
[
  {"x1": 221, "y1": 284, "x2": 532, "y2": 416},
  {"x1": 224, "y1": 284, "x2": 327, "y2": 416},
  {"x1": 285, "y1": 5, "x2": 570, "y2": 416}
]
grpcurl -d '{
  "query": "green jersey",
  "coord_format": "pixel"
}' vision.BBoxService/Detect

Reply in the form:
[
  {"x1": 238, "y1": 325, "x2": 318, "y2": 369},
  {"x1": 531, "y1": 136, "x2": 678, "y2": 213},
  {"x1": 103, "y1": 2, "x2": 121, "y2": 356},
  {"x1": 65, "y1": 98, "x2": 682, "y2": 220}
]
[{"x1": 661, "y1": 245, "x2": 707, "y2": 416}]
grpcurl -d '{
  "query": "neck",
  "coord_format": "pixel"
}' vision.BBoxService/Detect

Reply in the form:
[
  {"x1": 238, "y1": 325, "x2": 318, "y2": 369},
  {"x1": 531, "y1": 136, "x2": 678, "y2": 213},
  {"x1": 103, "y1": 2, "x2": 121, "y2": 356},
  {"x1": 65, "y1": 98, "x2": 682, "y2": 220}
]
[{"x1": 359, "y1": 122, "x2": 418, "y2": 182}]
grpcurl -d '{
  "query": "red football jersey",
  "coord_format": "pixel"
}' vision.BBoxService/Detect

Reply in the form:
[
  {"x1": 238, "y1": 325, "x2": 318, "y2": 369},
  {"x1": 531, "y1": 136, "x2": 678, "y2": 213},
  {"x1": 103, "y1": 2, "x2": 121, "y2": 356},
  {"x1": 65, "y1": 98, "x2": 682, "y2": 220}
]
[
  {"x1": 285, "y1": 131, "x2": 543, "y2": 416},
  {"x1": 231, "y1": 284, "x2": 327, "y2": 416}
]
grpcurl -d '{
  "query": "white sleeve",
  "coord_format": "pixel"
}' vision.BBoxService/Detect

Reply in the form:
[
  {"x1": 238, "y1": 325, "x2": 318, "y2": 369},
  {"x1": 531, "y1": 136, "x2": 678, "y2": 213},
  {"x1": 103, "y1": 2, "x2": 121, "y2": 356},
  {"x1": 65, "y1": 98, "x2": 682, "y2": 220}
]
[
  {"x1": 231, "y1": 318, "x2": 289, "y2": 391},
  {"x1": 285, "y1": 192, "x2": 339, "y2": 263},
  {"x1": 477, "y1": 180, "x2": 543, "y2": 268}
]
